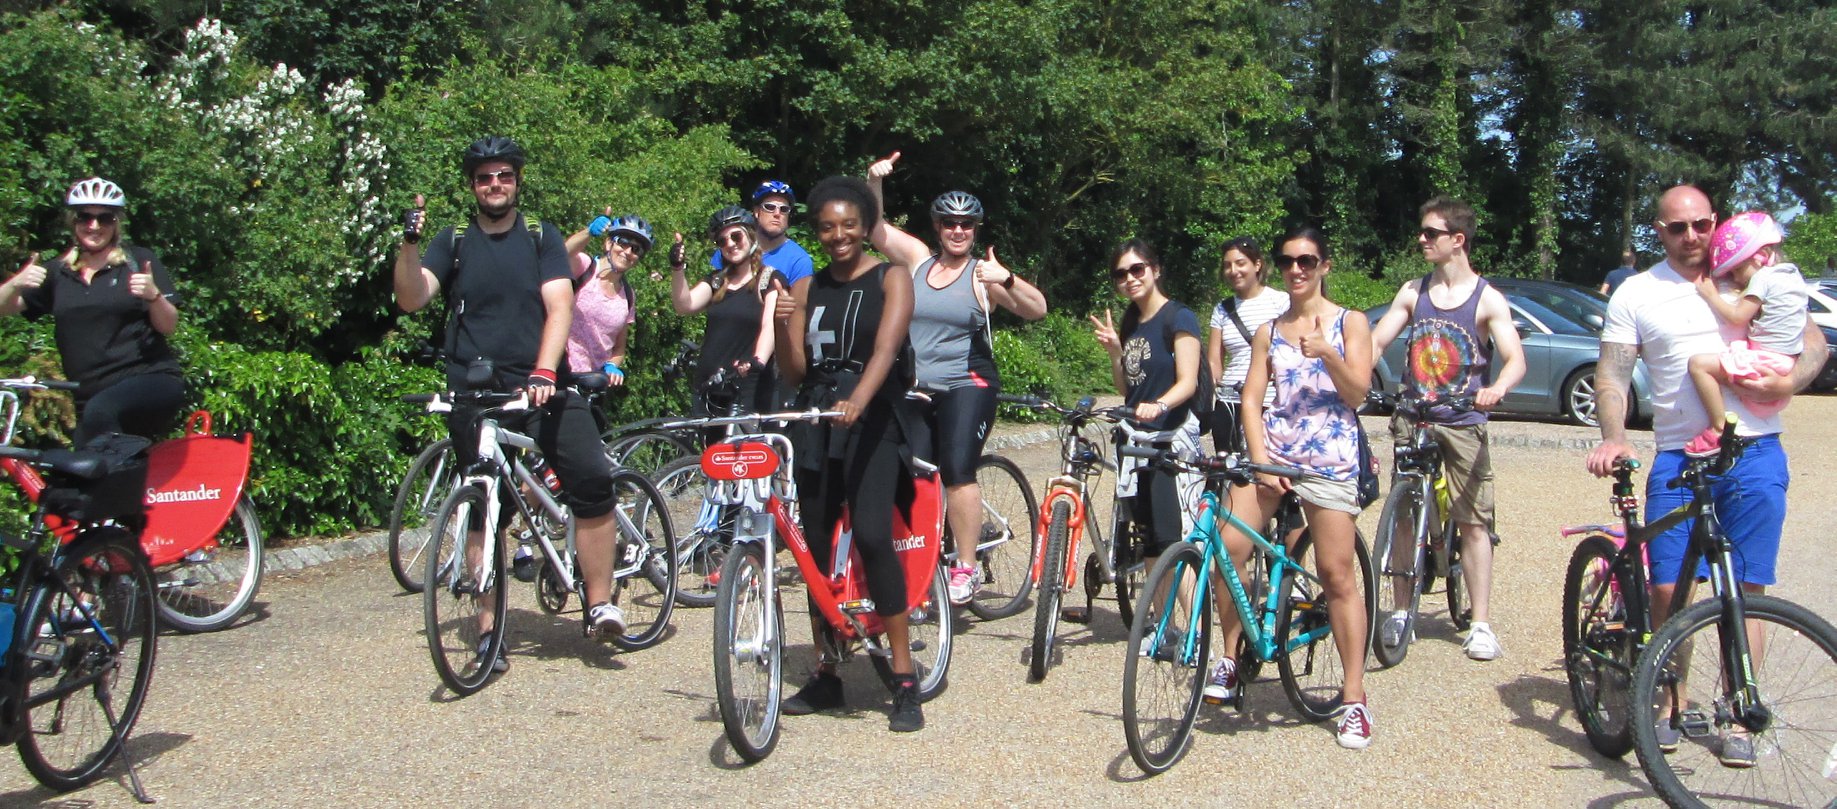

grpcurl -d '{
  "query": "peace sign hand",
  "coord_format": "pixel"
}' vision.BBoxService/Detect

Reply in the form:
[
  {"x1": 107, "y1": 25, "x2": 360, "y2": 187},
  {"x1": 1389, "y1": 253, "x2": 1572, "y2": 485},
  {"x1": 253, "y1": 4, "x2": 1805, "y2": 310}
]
[{"x1": 1090, "y1": 308, "x2": 1122, "y2": 356}]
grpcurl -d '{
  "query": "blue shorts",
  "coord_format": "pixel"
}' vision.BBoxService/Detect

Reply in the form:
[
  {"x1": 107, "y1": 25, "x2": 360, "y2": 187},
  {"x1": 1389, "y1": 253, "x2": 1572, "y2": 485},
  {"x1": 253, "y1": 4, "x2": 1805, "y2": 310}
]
[{"x1": 1644, "y1": 435, "x2": 1788, "y2": 587}]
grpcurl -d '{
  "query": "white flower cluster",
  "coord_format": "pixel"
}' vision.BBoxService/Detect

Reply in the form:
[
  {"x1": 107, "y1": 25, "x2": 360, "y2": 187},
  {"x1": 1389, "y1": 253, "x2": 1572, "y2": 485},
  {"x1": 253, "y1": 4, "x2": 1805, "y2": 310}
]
[{"x1": 326, "y1": 79, "x2": 393, "y2": 287}]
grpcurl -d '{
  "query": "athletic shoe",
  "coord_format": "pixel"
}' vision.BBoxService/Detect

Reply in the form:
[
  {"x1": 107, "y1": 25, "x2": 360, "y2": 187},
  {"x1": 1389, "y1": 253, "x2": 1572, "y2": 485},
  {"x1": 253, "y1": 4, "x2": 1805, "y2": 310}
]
[
  {"x1": 1336, "y1": 701, "x2": 1373, "y2": 750},
  {"x1": 1202, "y1": 658, "x2": 1239, "y2": 703},
  {"x1": 1683, "y1": 427, "x2": 1722, "y2": 458},
  {"x1": 947, "y1": 565, "x2": 980, "y2": 606},
  {"x1": 1379, "y1": 610, "x2": 1411, "y2": 649},
  {"x1": 1719, "y1": 734, "x2": 1756, "y2": 768},
  {"x1": 1138, "y1": 632, "x2": 1180, "y2": 662},
  {"x1": 1654, "y1": 719, "x2": 1681, "y2": 753},
  {"x1": 587, "y1": 602, "x2": 626, "y2": 638},
  {"x1": 475, "y1": 631, "x2": 508, "y2": 675},
  {"x1": 1464, "y1": 623, "x2": 1503, "y2": 661},
  {"x1": 782, "y1": 672, "x2": 845, "y2": 716},
  {"x1": 888, "y1": 678, "x2": 925, "y2": 732}
]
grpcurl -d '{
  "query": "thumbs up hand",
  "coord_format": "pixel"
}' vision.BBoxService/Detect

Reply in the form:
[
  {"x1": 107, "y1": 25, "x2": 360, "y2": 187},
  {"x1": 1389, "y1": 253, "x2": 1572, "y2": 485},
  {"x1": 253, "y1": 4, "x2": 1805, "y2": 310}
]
[
  {"x1": 1298, "y1": 315, "x2": 1331, "y2": 359},
  {"x1": 128, "y1": 260, "x2": 159, "y2": 301}
]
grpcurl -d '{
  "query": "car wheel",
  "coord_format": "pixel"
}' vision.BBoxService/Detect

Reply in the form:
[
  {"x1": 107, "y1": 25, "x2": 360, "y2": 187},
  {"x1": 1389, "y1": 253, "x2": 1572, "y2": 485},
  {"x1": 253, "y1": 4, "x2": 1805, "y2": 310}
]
[{"x1": 1564, "y1": 367, "x2": 1599, "y2": 428}]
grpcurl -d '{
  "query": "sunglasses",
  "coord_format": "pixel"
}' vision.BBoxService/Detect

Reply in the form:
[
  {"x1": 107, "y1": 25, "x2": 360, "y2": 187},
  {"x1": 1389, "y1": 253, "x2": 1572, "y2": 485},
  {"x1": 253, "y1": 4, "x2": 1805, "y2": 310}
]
[
  {"x1": 472, "y1": 170, "x2": 518, "y2": 187},
  {"x1": 1111, "y1": 262, "x2": 1151, "y2": 282},
  {"x1": 609, "y1": 235, "x2": 647, "y2": 255},
  {"x1": 1419, "y1": 226, "x2": 1457, "y2": 241},
  {"x1": 757, "y1": 202, "x2": 792, "y2": 214},
  {"x1": 1657, "y1": 217, "x2": 1714, "y2": 236},
  {"x1": 75, "y1": 211, "x2": 119, "y2": 226},
  {"x1": 938, "y1": 219, "x2": 977, "y2": 232},
  {"x1": 1274, "y1": 254, "x2": 1323, "y2": 271},
  {"x1": 722, "y1": 229, "x2": 752, "y2": 248}
]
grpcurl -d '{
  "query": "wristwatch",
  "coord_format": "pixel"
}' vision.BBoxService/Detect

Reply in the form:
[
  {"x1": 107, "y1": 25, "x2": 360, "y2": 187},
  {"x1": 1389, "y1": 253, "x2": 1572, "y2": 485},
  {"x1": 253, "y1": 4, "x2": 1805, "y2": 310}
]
[{"x1": 1001, "y1": 274, "x2": 1016, "y2": 289}]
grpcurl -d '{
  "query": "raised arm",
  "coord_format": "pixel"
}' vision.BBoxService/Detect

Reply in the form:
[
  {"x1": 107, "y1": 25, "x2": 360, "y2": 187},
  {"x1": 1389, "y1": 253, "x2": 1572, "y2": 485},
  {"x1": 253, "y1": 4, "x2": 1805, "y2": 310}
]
[
  {"x1": 393, "y1": 194, "x2": 440, "y2": 312},
  {"x1": 566, "y1": 206, "x2": 614, "y2": 257},
  {"x1": 864, "y1": 152, "x2": 934, "y2": 270},
  {"x1": 977, "y1": 246, "x2": 1047, "y2": 321},
  {"x1": 0, "y1": 256, "x2": 47, "y2": 317},
  {"x1": 1091, "y1": 308, "x2": 1127, "y2": 395},
  {"x1": 775, "y1": 277, "x2": 811, "y2": 389}
]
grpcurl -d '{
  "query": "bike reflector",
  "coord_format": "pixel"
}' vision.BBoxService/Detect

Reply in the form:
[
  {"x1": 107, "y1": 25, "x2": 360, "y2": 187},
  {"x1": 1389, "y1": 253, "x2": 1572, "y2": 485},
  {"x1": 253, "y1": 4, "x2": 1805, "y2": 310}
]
[{"x1": 701, "y1": 442, "x2": 779, "y2": 480}]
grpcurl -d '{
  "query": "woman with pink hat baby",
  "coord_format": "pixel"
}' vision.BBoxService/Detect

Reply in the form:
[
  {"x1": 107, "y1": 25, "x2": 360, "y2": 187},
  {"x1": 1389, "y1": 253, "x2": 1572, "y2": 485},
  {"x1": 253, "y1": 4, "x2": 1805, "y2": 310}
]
[{"x1": 1683, "y1": 211, "x2": 1810, "y2": 455}]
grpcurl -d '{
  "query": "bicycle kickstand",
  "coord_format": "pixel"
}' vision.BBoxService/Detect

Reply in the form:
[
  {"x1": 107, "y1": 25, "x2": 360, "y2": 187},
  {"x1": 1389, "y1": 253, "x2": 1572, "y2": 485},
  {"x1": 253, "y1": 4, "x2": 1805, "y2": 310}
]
[{"x1": 100, "y1": 697, "x2": 156, "y2": 803}]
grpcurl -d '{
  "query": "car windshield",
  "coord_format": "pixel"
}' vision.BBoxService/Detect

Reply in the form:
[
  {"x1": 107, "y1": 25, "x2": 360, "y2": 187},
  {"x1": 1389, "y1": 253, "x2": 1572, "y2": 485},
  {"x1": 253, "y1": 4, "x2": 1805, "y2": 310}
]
[
  {"x1": 1511, "y1": 296, "x2": 1595, "y2": 337},
  {"x1": 1499, "y1": 285, "x2": 1604, "y2": 336}
]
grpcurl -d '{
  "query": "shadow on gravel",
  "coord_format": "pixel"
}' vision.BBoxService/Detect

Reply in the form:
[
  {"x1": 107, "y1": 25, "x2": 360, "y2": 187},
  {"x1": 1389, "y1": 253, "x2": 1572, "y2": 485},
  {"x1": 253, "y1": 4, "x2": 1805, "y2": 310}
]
[
  {"x1": 1495, "y1": 667, "x2": 1649, "y2": 795},
  {"x1": 158, "y1": 601, "x2": 273, "y2": 636},
  {"x1": 0, "y1": 730, "x2": 194, "y2": 808}
]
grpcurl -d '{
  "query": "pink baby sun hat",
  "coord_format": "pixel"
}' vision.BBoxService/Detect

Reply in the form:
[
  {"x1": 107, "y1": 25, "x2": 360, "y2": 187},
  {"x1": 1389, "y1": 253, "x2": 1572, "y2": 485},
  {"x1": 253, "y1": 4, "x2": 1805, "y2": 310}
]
[{"x1": 1711, "y1": 211, "x2": 1783, "y2": 277}]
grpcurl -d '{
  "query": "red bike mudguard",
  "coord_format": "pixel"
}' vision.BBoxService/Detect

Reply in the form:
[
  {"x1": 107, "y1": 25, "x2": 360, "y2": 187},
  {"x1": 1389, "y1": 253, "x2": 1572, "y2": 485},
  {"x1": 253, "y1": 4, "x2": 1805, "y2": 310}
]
[
  {"x1": 141, "y1": 418, "x2": 251, "y2": 567},
  {"x1": 894, "y1": 472, "x2": 945, "y2": 608}
]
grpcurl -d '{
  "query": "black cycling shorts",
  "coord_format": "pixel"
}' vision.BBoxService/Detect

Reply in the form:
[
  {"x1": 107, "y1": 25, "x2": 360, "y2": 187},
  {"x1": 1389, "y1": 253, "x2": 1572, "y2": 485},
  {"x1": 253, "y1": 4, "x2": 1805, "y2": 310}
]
[{"x1": 921, "y1": 385, "x2": 997, "y2": 487}]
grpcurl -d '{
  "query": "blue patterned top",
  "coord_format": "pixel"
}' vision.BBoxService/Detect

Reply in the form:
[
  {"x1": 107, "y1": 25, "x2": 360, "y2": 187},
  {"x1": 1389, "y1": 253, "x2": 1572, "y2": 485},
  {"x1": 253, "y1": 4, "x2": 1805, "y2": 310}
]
[{"x1": 1263, "y1": 310, "x2": 1360, "y2": 481}]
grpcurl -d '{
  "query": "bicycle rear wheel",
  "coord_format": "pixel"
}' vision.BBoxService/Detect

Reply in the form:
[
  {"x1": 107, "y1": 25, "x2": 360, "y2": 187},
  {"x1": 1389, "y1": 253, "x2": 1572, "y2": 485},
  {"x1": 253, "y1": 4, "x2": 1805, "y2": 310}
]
[
  {"x1": 388, "y1": 438, "x2": 455, "y2": 593},
  {"x1": 963, "y1": 454, "x2": 1039, "y2": 621},
  {"x1": 870, "y1": 563, "x2": 954, "y2": 702},
  {"x1": 1370, "y1": 481, "x2": 1424, "y2": 669},
  {"x1": 423, "y1": 484, "x2": 508, "y2": 695},
  {"x1": 652, "y1": 456, "x2": 732, "y2": 608},
  {"x1": 1028, "y1": 499, "x2": 1072, "y2": 683},
  {"x1": 14, "y1": 530, "x2": 158, "y2": 792},
  {"x1": 606, "y1": 429, "x2": 697, "y2": 477},
  {"x1": 713, "y1": 542, "x2": 782, "y2": 763},
  {"x1": 1631, "y1": 595, "x2": 1837, "y2": 809},
  {"x1": 153, "y1": 494, "x2": 264, "y2": 633},
  {"x1": 1276, "y1": 528, "x2": 1374, "y2": 722},
  {"x1": 606, "y1": 468, "x2": 678, "y2": 651},
  {"x1": 1122, "y1": 542, "x2": 1209, "y2": 775},
  {"x1": 1562, "y1": 533, "x2": 1635, "y2": 758}
]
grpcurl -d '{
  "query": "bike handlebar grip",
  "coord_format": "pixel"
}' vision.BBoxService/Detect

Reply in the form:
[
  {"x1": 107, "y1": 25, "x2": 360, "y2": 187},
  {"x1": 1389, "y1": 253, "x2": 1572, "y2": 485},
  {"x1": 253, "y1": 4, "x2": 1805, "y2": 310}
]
[
  {"x1": 0, "y1": 445, "x2": 39, "y2": 461},
  {"x1": 1118, "y1": 444, "x2": 1163, "y2": 460},
  {"x1": 996, "y1": 393, "x2": 1039, "y2": 406},
  {"x1": 40, "y1": 379, "x2": 80, "y2": 392},
  {"x1": 401, "y1": 393, "x2": 435, "y2": 404},
  {"x1": 1249, "y1": 462, "x2": 1308, "y2": 480}
]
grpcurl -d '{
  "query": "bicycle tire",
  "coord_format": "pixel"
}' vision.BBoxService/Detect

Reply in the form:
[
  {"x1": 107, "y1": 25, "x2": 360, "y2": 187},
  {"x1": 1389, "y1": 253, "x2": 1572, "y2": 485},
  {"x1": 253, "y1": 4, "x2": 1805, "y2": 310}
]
[
  {"x1": 1028, "y1": 499, "x2": 1073, "y2": 683},
  {"x1": 1630, "y1": 594, "x2": 1837, "y2": 809},
  {"x1": 388, "y1": 438, "x2": 455, "y2": 593},
  {"x1": 1561, "y1": 533, "x2": 1635, "y2": 759},
  {"x1": 606, "y1": 429, "x2": 697, "y2": 477},
  {"x1": 652, "y1": 455, "x2": 732, "y2": 608},
  {"x1": 1237, "y1": 544, "x2": 1271, "y2": 686},
  {"x1": 712, "y1": 542, "x2": 782, "y2": 763},
  {"x1": 423, "y1": 484, "x2": 509, "y2": 695},
  {"x1": 153, "y1": 494, "x2": 264, "y2": 633},
  {"x1": 1276, "y1": 527, "x2": 1374, "y2": 722},
  {"x1": 870, "y1": 562, "x2": 954, "y2": 702},
  {"x1": 606, "y1": 468, "x2": 678, "y2": 651},
  {"x1": 1445, "y1": 518, "x2": 1472, "y2": 632},
  {"x1": 1371, "y1": 481, "x2": 1424, "y2": 669},
  {"x1": 13, "y1": 530, "x2": 158, "y2": 792},
  {"x1": 963, "y1": 454, "x2": 1040, "y2": 621},
  {"x1": 1122, "y1": 542, "x2": 1209, "y2": 775}
]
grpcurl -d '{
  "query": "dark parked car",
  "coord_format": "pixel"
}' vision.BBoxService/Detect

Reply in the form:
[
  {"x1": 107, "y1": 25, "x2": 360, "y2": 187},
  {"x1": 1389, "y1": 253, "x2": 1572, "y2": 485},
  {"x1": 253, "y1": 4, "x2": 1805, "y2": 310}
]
[{"x1": 1366, "y1": 278, "x2": 1654, "y2": 427}]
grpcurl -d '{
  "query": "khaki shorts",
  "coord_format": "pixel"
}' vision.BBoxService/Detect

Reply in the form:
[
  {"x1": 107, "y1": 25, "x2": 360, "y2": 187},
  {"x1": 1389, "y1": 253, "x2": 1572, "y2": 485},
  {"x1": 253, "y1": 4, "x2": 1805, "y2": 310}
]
[
  {"x1": 1390, "y1": 415, "x2": 1494, "y2": 527},
  {"x1": 1293, "y1": 476, "x2": 1360, "y2": 516}
]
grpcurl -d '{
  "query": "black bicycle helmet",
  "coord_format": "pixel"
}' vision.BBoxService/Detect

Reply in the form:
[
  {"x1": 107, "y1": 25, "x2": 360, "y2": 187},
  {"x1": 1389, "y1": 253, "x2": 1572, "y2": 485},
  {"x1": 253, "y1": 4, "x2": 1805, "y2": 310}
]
[
  {"x1": 462, "y1": 136, "x2": 526, "y2": 176},
  {"x1": 930, "y1": 190, "x2": 984, "y2": 222},
  {"x1": 708, "y1": 205, "x2": 758, "y2": 237}
]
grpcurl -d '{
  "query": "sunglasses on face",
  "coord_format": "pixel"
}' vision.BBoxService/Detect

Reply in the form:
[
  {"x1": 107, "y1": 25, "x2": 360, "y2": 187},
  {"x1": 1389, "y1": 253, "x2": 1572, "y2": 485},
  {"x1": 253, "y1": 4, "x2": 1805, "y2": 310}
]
[
  {"x1": 1419, "y1": 225, "x2": 1456, "y2": 241},
  {"x1": 609, "y1": 235, "x2": 646, "y2": 256},
  {"x1": 938, "y1": 219, "x2": 977, "y2": 232},
  {"x1": 1111, "y1": 262, "x2": 1151, "y2": 282},
  {"x1": 757, "y1": 202, "x2": 792, "y2": 214},
  {"x1": 1657, "y1": 217, "x2": 1714, "y2": 236},
  {"x1": 75, "y1": 211, "x2": 119, "y2": 226},
  {"x1": 1274, "y1": 254, "x2": 1322, "y2": 271},
  {"x1": 472, "y1": 170, "x2": 518, "y2": 187},
  {"x1": 723, "y1": 229, "x2": 752, "y2": 248}
]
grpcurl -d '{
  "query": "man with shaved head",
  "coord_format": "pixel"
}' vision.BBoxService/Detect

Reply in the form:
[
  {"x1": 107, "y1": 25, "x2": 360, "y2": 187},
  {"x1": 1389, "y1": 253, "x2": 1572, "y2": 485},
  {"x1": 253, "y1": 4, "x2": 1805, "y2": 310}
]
[{"x1": 1585, "y1": 185, "x2": 1826, "y2": 765}]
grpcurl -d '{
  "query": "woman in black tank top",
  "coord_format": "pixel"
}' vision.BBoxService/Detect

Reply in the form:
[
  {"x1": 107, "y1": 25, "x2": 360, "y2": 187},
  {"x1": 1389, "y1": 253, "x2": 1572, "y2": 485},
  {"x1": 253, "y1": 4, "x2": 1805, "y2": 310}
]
[{"x1": 772, "y1": 176, "x2": 927, "y2": 732}]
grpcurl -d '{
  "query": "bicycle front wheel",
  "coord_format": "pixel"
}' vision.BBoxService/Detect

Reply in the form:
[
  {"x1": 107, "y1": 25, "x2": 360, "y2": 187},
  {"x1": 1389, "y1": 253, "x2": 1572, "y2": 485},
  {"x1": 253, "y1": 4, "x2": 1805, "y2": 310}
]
[
  {"x1": 1370, "y1": 480, "x2": 1424, "y2": 669},
  {"x1": 423, "y1": 484, "x2": 508, "y2": 696},
  {"x1": 1276, "y1": 527, "x2": 1374, "y2": 722},
  {"x1": 14, "y1": 530, "x2": 158, "y2": 792},
  {"x1": 154, "y1": 494, "x2": 264, "y2": 633},
  {"x1": 712, "y1": 542, "x2": 782, "y2": 763},
  {"x1": 963, "y1": 454, "x2": 1040, "y2": 621},
  {"x1": 606, "y1": 429, "x2": 697, "y2": 477},
  {"x1": 1028, "y1": 498, "x2": 1072, "y2": 683},
  {"x1": 1122, "y1": 542, "x2": 1210, "y2": 776},
  {"x1": 1631, "y1": 595, "x2": 1837, "y2": 809},
  {"x1": 652, "y1": 456, "x2": 732, "y2": 608},
  {"x1": 607, "y1": 468, "x2": 678, "y2": 651},
  {"x1": 389, "y1": 438, "x2": 455, "y2": 593},
  {"x1": 1562, "y1": 533, "x2": 1635, "y2": 759}
]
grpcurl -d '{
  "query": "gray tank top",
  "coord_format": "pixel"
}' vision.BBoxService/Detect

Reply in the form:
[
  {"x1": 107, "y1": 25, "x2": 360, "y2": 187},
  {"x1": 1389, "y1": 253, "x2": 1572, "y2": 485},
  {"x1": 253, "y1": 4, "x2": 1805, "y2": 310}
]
[{"x1": 911, "y1": 257, "x2": 998, "y2": 390}]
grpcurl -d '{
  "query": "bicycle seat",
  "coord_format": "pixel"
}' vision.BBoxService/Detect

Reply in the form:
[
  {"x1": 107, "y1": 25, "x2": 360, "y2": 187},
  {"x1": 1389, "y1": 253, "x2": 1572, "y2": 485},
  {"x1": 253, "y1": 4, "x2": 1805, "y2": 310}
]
[{"x1": 25, "y1": 434, "x2": 152, "y2": 481}]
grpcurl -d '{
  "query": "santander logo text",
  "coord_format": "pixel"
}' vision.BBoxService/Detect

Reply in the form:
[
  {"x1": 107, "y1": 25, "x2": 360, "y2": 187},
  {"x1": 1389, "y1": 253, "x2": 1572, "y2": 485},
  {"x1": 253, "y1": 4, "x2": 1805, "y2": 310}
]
[{"x1": 146, "y1": 484, "x2": 224, "y2": 505}]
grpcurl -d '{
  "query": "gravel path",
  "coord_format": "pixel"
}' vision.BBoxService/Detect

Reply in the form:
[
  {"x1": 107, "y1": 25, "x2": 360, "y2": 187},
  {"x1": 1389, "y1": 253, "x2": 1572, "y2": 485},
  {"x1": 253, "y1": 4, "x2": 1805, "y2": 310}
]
[{"x1": 3, "y1": 398, "x2": 1833, "y2": 807}]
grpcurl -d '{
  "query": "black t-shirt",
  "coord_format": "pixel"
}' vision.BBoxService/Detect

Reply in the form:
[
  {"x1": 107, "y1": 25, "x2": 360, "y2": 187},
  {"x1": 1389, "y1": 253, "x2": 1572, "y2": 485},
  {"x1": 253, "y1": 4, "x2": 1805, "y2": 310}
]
[
  {"x1": 419, "y1": 214, "x2": 570, "y2": 387},
  {"x1": 22, "y1": 244, "x2": 182, "y2": 396},
  {"x1": 1120, "y1": 300, "x2": 1202, "y2": 431},
  {"x1": 696, "y1": 269, "x2": 788, "y2": 389}
]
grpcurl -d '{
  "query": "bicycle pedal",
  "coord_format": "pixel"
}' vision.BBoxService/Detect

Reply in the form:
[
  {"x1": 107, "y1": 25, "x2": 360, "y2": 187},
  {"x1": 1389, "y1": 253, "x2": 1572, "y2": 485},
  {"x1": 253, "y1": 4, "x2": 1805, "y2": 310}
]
[
  {"x1": 840, "y1": 599, "x2": 877, "y2": 616},
  {"x1": 1679, "y1": 710, "x2": 1713, "y2": 739}
]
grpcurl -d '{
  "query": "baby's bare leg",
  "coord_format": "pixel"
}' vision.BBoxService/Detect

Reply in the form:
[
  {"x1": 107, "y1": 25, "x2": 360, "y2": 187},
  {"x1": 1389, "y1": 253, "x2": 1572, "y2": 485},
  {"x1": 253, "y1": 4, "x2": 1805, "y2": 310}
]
[{"x1": 1689, "y1": 353, "x2": 1730, "y2": 420}]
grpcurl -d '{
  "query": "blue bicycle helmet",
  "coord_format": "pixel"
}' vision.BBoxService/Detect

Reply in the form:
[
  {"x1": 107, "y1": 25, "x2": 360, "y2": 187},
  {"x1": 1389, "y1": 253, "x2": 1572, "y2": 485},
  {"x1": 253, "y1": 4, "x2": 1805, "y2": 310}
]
[
  {"x1": 751, "y1": 180, "x2": 796, "y2": 205},
  {"x1": 606, "y1": 215, "x2": 654, "y2": 250}
]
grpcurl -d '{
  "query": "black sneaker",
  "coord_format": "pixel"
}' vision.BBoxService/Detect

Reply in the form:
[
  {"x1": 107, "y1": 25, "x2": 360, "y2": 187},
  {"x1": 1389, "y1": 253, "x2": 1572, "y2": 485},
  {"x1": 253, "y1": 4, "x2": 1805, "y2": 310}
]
[
  {"x1": 781, "y1": 672, "x2": 844, "y2": 716},
  {"x1": 888, "y1": 678, "x2": 924, "y2": 733},
  {"x1": 475, "y1": 631, "x2": 509, "y2": 675}
]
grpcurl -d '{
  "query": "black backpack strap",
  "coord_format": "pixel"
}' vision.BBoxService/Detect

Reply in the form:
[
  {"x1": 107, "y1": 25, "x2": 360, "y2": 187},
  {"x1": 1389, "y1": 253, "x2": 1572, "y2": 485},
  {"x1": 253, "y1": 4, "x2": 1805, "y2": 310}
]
[{"x1": 1222, "y1": 297, "x2": 1253, "y2": 344}]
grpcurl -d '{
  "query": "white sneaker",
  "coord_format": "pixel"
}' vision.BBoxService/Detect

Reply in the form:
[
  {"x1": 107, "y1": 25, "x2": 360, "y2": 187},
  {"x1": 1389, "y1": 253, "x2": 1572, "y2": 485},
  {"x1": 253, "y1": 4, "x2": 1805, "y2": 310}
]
[
  {"x1": 1464, "y1": 623, "x2": 1503, "y2": 661},
  {"x1": 947, "y1": 566, "x2": 979, "y2": 605},
  {"x1": 1379, "y1": 610, "x2": 1411, "y2": 649},
  {"x1": 588, "y1": 602, "x2": 626, "y2": 638},
  {"x1": 1336, "y1": 701, "x2": 1373, "y2": 750}
]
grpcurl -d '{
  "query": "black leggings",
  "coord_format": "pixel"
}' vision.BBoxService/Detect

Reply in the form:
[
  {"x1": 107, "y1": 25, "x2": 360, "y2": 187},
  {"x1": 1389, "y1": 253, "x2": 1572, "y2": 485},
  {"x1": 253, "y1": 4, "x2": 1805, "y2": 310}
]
[
  {"x1": 923, "y1": 385, "x2": 997, "y2": 486},
  {"x1": 446, "y1": 389, "x2": 615, "y2": 519},
  {"x1": 1209, "y1": 400, "x2": 1247, "y2": 455},
  {"x1": 1127, "y1": 466, "x2": 1187, "y2": 556},
  {"x1": 797, "y1": 407, "x2": 912, "y2": 618},
  {"x1": 76, "y1": 372, "x2": 186, "y2": 445}
]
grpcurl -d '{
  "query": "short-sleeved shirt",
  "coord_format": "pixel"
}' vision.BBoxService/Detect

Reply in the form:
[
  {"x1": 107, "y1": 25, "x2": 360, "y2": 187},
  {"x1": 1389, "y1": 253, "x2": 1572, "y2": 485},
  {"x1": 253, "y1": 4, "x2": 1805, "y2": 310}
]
[
  {"x1": 697, "y1": 268, "x2": 788, "y2": 388},
  {"x1": 22, "y1": 244, "x2": 182, "y2": 395},
  {"x1": 710, "y1": 238, "x2": 813, "y2": 287},
  {"x1": 1739, "y1": 262, "x2": 1808, "y2": 357},
  {"x1": 420, "y1": 213, "x2": 570, "y2": 386},
  {"x1": 1121, "y1": 300, "x2": 1203, "y2": 431},
  {"x1": 1602, "y1": 266, "x2": 1636, "y2": 297},
  {"x1": 1210, "y1": 288, "x2": 1288, "y2": 404},
  {"x1": 1603, "y1": 260, "x2": 1784, "y2": 449},
  {"x1": 565, "y1": 253, "x2": 636, "y2": 373}
]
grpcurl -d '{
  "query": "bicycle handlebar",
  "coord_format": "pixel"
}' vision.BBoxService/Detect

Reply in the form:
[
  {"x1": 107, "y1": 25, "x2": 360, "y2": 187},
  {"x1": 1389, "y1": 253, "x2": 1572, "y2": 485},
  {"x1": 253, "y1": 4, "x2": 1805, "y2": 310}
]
[
  {"x1": 1118, "y1": 445, "x2": 1310, "y2": 483},
  {"x1": 1664, "y1": 414, "x2": 1745, "y2": 488},
  {"x1": 1369, "y1": 389, "x2": 1476, "y2": 416},
  {"x1": 0, "y1": 376, "x2": 80, "y2": 393}
]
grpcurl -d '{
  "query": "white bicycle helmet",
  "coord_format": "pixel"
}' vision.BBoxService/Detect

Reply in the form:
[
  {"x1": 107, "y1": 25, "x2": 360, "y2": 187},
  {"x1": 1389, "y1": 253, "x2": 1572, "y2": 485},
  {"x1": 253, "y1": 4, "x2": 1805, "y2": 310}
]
[{"x1": 66, "y1": 177, "x2": 126, "y2": 209}]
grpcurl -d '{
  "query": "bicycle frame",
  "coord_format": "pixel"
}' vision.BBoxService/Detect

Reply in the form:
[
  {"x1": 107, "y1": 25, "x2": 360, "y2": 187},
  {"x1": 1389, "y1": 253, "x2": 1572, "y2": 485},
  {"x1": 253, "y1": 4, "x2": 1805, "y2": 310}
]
[{"x1": 1150, "y1": 485, "x2": 1314, "y2": 666}]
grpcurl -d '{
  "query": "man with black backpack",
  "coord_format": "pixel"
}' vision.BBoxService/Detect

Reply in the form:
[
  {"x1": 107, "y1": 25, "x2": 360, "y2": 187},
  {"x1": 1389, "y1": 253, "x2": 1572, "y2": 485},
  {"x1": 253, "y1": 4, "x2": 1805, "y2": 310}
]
[{"x1": 393, "y1": 136, "x2": 628, "y2": 668}]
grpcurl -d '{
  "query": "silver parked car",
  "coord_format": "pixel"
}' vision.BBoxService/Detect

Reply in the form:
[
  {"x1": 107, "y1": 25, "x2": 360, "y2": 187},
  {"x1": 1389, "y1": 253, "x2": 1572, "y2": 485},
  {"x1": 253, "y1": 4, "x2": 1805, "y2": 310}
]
[{"x1": 1366, "y1": 278, "x2": 1654, "y2": 427}]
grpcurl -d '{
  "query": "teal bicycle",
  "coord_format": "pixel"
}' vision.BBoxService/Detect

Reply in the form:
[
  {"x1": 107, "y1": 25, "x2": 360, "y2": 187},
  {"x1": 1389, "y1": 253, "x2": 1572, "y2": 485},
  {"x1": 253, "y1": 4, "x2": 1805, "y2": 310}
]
[{"x1": 1120, "y1": 446, "x2": 1374, "y2": 775}]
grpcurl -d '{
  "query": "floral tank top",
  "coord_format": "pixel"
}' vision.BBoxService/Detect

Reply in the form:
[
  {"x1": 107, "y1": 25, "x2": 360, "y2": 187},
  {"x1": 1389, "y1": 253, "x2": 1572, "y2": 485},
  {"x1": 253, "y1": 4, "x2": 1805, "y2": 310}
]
[{"x1": 1263, "y1": 310, "x2": 1360, "y2": 481}]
